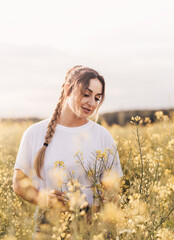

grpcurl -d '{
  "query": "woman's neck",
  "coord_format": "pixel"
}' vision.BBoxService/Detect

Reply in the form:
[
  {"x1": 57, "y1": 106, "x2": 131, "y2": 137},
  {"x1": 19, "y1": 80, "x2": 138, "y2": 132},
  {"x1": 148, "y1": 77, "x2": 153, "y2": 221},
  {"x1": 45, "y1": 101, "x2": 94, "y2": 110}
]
[
  {"x1": 57, "y1": 117, "x2": 88, "y2": 127},
  {"x1": 56, "y1": 105, "x2": 88, "y2": 127}
]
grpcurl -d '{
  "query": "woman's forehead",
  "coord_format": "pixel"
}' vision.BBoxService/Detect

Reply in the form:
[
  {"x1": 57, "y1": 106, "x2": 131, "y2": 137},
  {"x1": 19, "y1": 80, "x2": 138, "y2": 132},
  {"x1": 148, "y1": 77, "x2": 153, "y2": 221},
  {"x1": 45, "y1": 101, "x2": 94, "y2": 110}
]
[{"x1": 87, "y1": 78, "x2": 103, "y2": 95}]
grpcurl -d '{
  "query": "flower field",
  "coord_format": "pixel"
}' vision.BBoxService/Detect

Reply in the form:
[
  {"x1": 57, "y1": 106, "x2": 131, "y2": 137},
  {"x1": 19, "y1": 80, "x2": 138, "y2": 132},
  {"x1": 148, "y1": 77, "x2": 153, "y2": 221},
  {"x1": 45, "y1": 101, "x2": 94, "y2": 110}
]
[{"x1": 0, "y1": 112, "x2": 174, "y2": 240}]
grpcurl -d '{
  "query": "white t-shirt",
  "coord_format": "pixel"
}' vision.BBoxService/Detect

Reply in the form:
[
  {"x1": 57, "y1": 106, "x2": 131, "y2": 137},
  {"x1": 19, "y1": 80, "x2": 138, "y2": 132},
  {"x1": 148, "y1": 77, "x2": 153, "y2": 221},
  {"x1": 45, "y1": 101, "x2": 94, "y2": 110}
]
[{"x1": 14, "y1": 118, "x2": 123, "y2": 205}]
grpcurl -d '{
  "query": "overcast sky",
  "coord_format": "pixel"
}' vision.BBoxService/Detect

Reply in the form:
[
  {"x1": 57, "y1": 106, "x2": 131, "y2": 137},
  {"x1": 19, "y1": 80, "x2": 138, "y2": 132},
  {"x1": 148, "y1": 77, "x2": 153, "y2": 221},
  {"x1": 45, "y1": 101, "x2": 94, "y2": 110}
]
[{"x1": 0, "y1": 0, "x2": 174, "y2": 118}]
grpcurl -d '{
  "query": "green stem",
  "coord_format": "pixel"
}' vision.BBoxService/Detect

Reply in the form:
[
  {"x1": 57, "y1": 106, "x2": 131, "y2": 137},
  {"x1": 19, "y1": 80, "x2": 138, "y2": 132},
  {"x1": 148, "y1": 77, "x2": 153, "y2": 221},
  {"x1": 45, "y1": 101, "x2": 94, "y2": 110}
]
[
  {"x1": 145, "y1": 207, "x2": 174, "y2": 240},
  {"x1": 136, "y1": 126, "x2": 143, "y2": 194},
  {"x1": 154, "y1": 162, "x2": 159, "y2": 182}
]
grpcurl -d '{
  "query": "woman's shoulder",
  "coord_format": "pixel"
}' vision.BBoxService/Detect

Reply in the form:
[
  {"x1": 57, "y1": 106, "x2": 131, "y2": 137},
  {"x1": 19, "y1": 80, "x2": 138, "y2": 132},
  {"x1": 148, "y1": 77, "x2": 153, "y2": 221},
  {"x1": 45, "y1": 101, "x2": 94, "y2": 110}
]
[
  {"x1": 23, "y1": 118, "x2": 50, "y2": 138},
  {"x1": 90, "y1": 120, "x2": 116, "y2": 149},
  {"x1": 90, "y1": 120, "x2": 112, "y2": 138}
]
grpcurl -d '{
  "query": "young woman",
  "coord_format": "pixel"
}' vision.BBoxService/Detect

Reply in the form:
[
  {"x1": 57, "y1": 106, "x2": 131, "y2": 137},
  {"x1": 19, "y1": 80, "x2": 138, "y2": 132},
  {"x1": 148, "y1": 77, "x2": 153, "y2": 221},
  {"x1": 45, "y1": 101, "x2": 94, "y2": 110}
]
[{"x1": 13, "y1": 65, "x2": 123, "y2": 239}]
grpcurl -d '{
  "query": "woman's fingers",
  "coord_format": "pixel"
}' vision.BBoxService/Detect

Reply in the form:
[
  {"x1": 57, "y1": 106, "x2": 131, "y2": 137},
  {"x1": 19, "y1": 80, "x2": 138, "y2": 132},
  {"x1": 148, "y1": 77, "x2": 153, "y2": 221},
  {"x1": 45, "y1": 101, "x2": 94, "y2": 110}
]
[
  {"x1": 51, "y1": 190, "x2": 62, "y2": 195},
  {"x1": 48, "y1": 196, "x2": 65, "y2": 209},
  {"x1": 49, "y1": 193, "x2": 67, "y2": 201},
  {"x1": 49, "y1": 190, "x2": 66, "y2": 197},
  {"x1": 47, "y1": 190, "x2": 68, "y2": 209},
  {"x1": 49, "y1": 190, "x2": 68, "y2": 200},
  {"x1": 51, "y1": 194, "x2": 67, "y2": 202}
]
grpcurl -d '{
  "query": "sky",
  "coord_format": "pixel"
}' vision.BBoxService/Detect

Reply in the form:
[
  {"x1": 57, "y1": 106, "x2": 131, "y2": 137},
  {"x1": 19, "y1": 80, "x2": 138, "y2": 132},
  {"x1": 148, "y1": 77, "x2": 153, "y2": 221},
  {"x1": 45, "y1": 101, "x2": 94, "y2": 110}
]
[{"x1": 0, "y1": 0, "x2": 174, "y2": 118}]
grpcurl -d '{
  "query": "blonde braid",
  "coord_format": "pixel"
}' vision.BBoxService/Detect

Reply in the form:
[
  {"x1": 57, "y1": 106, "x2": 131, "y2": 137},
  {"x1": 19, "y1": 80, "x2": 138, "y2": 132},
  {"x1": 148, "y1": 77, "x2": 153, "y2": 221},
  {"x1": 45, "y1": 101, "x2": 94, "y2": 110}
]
[
  {"x1": 34, "y1": 83, "x2": 65, "y2": 179},
  {"x1": 34, "y1": 65, "x2": 86, "y2": 179},
  {"x1": 45, "y1": 84, "x2": 65, "y2": 144}
]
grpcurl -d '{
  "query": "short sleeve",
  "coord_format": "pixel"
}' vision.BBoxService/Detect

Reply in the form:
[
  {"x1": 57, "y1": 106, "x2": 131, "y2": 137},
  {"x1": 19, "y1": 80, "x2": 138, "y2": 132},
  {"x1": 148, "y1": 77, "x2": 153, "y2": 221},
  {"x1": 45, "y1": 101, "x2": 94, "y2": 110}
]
[
  {"x1": 14, "y1": 130, "x2": 33, "y2": 179},
  {"x1": 106, "y1": 132, "x2": 123, "y2": 178}
]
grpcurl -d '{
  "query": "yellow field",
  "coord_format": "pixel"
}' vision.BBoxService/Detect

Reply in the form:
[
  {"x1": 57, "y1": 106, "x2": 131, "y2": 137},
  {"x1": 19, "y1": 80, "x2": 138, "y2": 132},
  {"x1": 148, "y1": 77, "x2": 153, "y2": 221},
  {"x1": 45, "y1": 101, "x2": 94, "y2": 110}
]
[{"x1": 0, "y1": 112, "x2": 173, "y2": 240}]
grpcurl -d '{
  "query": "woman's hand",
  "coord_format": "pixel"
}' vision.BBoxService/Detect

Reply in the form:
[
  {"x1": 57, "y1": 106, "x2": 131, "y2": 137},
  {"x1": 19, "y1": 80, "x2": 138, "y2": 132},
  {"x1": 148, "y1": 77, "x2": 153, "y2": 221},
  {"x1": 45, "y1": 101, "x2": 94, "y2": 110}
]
[{"x1": 47, "y1": 190, "x2": 68, "y2": 209}]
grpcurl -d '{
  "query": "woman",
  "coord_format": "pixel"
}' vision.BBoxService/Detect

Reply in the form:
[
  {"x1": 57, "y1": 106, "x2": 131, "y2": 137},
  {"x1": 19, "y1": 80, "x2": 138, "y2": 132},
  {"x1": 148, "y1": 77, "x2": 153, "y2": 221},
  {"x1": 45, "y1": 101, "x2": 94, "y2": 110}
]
[{"x1": 13, "y1": 65, "x2": 123, "y2": 239}]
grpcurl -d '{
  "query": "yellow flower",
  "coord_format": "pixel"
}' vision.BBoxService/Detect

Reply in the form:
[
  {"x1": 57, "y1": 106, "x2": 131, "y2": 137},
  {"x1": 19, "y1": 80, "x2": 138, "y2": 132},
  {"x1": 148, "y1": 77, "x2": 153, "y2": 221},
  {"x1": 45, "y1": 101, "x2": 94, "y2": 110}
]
[
  {"x1": 155, "y1": 111, "x2": 163, "y2": 120},
  {"x1": 101, "y1": 202, "x2": 124, "y2": 225},
  {"x1": 164, "y1": 169, "x2": 171, "y2": 176},
  {"x1": 102, "y1": 170, "x2": 120, "y2": 190},
  {"x1": 87, "y1": 169, "x2": 94, "y2": 176},
  {"x1": 48, "y1": 168, "x2": 67, "y2": 188},
  {"x1": 157, "y1": 228, "x2": 174, "y2": 239},
  {"x1": 134, "y1": 193, "x2": 141, "y2": 199},
  {"x1": 80, "y1": 210, "x2": 85, "y2": 216},
  {"x1": 54, "y1": 160, "x2": 65, "y2": 168},
  {"x1": 74, "y1": 150, "x2": 80, "y2": 157},
  {"x1": 135, "y1": 116, "x2": 141, "y2": 122},
  {"x1": 92, "y1": 233, "x2": 104, "y2": 240},
  {"x1": 61, "y1": 232, "x2": 66, "y2": 238}
]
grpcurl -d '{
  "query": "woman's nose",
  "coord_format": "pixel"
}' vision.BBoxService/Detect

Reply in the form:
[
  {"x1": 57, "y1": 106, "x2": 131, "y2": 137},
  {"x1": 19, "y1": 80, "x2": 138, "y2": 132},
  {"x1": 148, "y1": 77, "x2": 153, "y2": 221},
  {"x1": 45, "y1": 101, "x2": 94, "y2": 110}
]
[{"x1": 88, "y1": 96, "x2": 96, "y2": 106}]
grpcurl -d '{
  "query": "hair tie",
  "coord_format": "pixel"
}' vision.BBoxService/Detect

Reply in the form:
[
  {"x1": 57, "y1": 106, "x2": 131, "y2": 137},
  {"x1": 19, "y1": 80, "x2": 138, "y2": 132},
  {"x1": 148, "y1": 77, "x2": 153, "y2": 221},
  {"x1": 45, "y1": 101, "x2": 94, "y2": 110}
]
[{"x1": 43, "y1": 143, "x2": 48, "y2": 147}]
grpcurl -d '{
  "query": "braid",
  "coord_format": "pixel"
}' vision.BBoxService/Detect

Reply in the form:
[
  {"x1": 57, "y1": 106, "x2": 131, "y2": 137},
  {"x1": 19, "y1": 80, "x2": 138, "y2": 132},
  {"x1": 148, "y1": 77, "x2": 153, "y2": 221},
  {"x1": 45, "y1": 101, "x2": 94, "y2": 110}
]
[
  {"x1": 34, "y1": 83, "x2": 65, "y2": 179},
  {"x1": 34, "y1": 65, "x2": 90, "y2": 179},
  {"x1": 45, "y1": 86, "x2": 65, "y2": 144}
]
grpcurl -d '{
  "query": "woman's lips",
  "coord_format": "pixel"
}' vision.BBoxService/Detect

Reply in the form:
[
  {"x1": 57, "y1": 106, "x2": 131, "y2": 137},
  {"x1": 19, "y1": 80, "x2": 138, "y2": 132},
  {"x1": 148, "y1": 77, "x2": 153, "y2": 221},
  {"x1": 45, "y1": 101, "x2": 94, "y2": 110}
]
[{"x1": 82, "y1": 107, "x2": 92, "y2": 113}]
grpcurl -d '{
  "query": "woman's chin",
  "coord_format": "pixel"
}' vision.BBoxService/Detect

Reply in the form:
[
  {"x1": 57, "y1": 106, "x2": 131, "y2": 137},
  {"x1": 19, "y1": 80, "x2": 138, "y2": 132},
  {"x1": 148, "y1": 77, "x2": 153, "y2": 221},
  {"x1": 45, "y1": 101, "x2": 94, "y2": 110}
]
[{"x1": 77, "y1": 112, "x2": 92, "y2": 120}]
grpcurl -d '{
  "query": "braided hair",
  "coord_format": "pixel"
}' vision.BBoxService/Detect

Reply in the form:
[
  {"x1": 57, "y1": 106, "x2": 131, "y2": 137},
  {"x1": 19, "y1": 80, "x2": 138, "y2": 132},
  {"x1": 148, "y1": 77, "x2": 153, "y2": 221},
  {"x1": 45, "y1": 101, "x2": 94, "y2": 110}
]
[{"x1": 34, "y1": 65, "x2": 105, "y2": 179}]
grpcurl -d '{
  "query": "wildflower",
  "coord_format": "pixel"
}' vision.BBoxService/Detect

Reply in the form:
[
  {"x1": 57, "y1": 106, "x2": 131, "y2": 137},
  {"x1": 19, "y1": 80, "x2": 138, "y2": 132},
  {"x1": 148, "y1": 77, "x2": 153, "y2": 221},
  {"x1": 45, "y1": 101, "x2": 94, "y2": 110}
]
[
  {"x1": 87, "y1": 169, "x2": 94, "y2": 177},
  {"x1": 92, "y1": 233, "x2": 104, "y2": 240},
  {"x1": 144, "y1": 117, "x2": 151, "y2": 124},
  {"x1": 130, "y1": 116, "x2": 142, "y2": 125},
  {"x1": 74, "y1": 150, "x2": 80, "y2": 157},
  {"x1": 96, "y1": 150, "x2": 103, "y2": 159},
  {"x1": 60, "y1": 232, "x2": 66, "y2": 238},
  {"x1": 102, "y1": 170, "x2": 120, "y2": 190},
  {"x1": 93, "y1": 212, "x2": 100, "y2": 221},
  {"x1": 157, "y1": 228, "x2": 174, "y2": 239},
  {"x1": 67, "y1": 180, "x2": 87, "y2": 211},
  {"x1": 167, "y1": 139, "x2": 174, "y2": 150},
  {"x1": 104, "y1": 232, "x2": 113, "y2": 239},
  {"x1": 108, "y1": 148, "x2": 113, "y2": 154},
  {"x1": 80, "y1": 210, "x2": 85, "y2": 216},
  {"x1": 54, "y1": 160, "x2": 65, "y2": 168},
  {"x1": 133, "y1": 193, "x2": 141, "y2": 199},
  {"x1": 155, "y1": 111, "x2": 163, "y2": 120},
  {"x1": 164, "y1": 169, "x2": 171, "y2": 176},
  {"x1": 101, "y1": 202, "x2": 124, "y2": 226},
  {"x1": 80, "y1": 201, "x2": 88, "y2": 209},
  {"x1": 66, "y1": 234, "x2": 71, "y2": 239},
  {"x1": 131, "y1": 117, "x2": 135, "y2": 121},
  {"x1": 48, "y1": 168, "x2": 67, "y2": 188},
  {"x1": 52, "y1": 233, "x2": 56, "y2": 238},
  {"x1": 135, "y1": 116, "x2": 141, "y2": 122}
]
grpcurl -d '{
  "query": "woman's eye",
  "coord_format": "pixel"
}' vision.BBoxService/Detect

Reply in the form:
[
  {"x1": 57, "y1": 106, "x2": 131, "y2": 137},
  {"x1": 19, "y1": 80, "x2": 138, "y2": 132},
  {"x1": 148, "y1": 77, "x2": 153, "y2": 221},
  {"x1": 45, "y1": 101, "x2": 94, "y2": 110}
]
[{"x1": 84, "y1": 94, "x2": 101, "y2": 102}]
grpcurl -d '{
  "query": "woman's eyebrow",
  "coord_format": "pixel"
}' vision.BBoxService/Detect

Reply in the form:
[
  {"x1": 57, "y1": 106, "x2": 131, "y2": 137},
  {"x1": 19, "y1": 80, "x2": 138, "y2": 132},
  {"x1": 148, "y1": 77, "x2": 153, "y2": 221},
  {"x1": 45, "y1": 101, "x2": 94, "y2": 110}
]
[{"x1": 87, "y1": 88, "x2": 102, "y2": 95}]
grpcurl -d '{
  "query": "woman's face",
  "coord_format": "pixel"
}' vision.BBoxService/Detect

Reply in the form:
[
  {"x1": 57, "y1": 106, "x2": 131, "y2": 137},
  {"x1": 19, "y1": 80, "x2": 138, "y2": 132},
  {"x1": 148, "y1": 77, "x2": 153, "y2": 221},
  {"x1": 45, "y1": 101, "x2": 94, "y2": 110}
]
[{"x1": 67, "y1": 78, "x2": 103, "y2": 119}]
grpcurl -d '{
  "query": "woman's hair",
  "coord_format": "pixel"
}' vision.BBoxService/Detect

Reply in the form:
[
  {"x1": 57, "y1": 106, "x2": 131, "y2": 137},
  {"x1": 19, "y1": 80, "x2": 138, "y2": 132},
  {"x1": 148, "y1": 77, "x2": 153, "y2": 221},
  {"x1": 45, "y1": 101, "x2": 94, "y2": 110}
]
[{"x1": 34, "y1": 65, "x2": 105, "y2": 179}]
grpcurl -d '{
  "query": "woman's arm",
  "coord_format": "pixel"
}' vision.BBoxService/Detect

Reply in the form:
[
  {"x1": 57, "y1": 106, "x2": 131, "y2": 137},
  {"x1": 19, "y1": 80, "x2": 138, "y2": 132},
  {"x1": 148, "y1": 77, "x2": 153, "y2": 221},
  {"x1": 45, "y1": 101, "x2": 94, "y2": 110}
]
[
  {"x1": 12, "y1": 169, "x2": 47, "y2": 207},
  {"x1": 13, "y1": 169, "x2": 67, "y2": 208}
]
